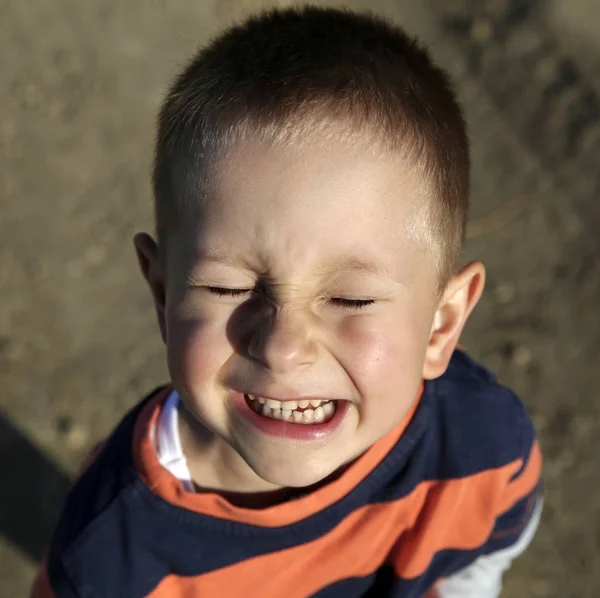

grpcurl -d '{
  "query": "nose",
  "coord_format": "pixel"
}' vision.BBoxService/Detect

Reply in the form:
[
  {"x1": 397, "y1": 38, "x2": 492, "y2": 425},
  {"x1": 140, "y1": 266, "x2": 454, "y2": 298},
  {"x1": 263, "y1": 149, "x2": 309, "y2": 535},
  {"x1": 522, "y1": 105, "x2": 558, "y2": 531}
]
[{"x1": 247, "y1": 306, "x2": 319, "y2": 373}]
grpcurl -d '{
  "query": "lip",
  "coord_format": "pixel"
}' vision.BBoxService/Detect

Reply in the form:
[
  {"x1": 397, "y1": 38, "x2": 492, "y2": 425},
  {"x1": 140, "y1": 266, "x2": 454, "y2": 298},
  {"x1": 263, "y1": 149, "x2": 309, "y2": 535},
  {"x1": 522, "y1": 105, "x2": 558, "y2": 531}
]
[{"x1": 230, "y1": 390, "x2": 350, "y2": 441}]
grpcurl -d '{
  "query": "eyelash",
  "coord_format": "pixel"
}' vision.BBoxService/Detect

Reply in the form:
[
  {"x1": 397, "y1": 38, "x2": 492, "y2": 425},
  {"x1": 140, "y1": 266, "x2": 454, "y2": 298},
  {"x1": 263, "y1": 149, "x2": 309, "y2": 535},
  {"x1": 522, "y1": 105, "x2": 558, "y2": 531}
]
[
  {"x1": 206, "y1": 287, "x2": 250, "y2": 298},
  {"x1": 205, "y1": 287, "x2": 375, "y2": 309},
  {"x1": 328, "y1": 297, "x2": 375, "y2": 310}
]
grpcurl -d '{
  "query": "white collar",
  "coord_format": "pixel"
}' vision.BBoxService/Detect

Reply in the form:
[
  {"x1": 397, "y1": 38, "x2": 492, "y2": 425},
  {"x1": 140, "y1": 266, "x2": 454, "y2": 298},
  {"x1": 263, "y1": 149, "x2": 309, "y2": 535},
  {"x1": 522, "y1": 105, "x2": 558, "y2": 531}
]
[{"x1": 154, "y1": 389, "x2": 195, "y2": 492}]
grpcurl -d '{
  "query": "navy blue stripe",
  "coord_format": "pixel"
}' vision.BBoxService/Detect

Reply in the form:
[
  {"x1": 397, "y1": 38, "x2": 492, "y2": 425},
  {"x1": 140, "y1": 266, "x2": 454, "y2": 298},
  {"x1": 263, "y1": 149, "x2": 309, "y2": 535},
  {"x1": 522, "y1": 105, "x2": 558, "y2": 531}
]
[
  {"x1": 485, "y1": 482, "x2": 542, "y2": 554},
  {"x1": 48, "y1": 387, "x2": 164, "y2": 598},
  {"x1": 311, "y1": 543, "x2": 487, "y2": 597}
]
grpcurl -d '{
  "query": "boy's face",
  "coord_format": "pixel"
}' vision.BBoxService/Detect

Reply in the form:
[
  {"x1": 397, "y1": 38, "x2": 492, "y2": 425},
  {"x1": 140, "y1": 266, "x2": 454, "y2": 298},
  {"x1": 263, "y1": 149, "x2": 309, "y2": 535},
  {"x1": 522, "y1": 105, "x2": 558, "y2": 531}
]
[{"x1": 138, "y1": 136, "x2": 483, "y2": 491}]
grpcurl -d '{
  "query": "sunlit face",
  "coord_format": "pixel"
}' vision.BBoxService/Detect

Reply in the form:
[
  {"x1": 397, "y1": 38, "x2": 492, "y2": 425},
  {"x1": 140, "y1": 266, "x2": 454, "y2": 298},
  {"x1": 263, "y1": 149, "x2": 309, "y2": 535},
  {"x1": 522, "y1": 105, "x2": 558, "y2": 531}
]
[{"x1": 163, "y1": 136, "x2": 441, "y2": 490}]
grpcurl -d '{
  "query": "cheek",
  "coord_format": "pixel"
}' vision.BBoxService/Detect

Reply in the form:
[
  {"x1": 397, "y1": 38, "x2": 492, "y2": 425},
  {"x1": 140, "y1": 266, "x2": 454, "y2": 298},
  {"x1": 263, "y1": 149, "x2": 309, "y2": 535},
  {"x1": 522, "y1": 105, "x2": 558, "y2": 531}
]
[
  {"x1": 337, "y1": 313, "x2": 427, "y2": 398},
  {"x1": 166, "y1": 310, "x2": 231, "y2": 394}
]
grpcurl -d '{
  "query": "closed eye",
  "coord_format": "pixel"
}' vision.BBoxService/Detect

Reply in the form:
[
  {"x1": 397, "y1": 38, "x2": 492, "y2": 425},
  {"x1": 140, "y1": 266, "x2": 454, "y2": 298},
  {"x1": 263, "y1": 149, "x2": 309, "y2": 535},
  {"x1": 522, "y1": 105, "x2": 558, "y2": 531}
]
[
  {"x1": 206, "y1": 286, "x2": 253, "y2": 297},
  {"x1": 328, "y1": 298, "x2": 375, "y2": 310},
  {"x1": 205, "y1": 288, "x2": 374, "y2": 309}
]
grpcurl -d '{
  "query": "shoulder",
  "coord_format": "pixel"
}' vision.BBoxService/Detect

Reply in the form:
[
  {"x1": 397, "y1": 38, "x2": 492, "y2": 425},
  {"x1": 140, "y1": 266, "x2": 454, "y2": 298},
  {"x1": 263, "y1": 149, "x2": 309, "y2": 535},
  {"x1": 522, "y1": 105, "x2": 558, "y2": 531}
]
[
  {"x1": 45, "y1": 387, "x2": 167, "y2": 593},
  {"x1": 423, "y1": 350, "x2": 537, "y2": 480}
]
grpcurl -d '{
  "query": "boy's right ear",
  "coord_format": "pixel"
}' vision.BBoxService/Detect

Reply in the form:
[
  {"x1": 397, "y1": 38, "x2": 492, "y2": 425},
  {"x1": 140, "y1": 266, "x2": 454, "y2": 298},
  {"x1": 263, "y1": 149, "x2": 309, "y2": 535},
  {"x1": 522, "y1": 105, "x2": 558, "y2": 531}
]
[{"x1": 134, "y1": 233, "x2": 167, "y2": 344}]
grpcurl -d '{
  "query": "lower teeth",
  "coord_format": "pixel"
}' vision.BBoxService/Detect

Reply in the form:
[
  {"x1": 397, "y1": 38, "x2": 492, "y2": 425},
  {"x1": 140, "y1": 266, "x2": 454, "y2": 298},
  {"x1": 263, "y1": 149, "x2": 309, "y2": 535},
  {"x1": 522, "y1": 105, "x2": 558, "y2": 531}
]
[{"x1": 248, "y1": 398, "x2": 336, "y2": 424}]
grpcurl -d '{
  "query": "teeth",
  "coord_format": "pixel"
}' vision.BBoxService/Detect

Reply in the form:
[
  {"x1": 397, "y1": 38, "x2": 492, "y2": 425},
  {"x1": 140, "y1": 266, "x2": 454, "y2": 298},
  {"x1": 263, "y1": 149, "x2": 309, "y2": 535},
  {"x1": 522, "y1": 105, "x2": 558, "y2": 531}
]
[
  {"x1": 302, "y1": 409, "x2": 314, "y2": 423},
  {"x1": 247, "y1": 394, "x2": 338, "y2": 425},
  {"x1": 313, "y1": 406, "x2": 325, "y2": 423},
  {"x1": 248, "y1": 395, "x2": 330, "y2": 408}
]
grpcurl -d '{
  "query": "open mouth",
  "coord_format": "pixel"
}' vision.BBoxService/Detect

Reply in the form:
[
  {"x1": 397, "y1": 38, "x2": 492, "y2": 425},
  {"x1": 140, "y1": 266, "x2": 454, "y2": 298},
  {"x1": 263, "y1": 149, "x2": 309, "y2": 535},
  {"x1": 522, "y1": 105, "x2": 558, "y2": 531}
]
[{"x1": 244, "y1": 394, "x2": 337, "y2": 425}]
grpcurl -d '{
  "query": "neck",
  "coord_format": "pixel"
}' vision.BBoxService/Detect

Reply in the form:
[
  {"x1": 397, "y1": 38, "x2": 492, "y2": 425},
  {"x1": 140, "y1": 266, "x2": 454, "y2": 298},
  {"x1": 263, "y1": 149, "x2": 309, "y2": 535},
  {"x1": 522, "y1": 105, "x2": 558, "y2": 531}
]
[{"x1": 176, "y1": 400, "x2": 353, "y2": 509}]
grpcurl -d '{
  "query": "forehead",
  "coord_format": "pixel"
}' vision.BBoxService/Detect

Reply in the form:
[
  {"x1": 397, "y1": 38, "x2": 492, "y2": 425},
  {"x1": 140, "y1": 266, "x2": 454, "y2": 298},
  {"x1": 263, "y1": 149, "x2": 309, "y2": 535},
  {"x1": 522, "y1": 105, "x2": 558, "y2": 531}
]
[{"x1": 175, "y1": 136, "x2": 436, "y2": 279}]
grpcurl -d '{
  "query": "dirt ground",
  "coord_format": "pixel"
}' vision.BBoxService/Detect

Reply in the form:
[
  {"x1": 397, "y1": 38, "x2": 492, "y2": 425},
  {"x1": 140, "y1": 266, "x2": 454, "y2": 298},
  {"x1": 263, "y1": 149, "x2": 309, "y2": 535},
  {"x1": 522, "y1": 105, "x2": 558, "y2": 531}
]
[{"x1": 1, "y1": 0, "x2": 599, "y2": 596}]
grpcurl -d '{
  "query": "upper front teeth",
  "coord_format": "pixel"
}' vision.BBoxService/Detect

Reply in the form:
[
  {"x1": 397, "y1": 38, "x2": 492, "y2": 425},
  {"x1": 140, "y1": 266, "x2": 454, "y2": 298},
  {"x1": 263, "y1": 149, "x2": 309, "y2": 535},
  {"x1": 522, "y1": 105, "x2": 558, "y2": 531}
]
[
  {"x1": 247, "y1": 395, "x2": 330, "y2": 410},
  {"x1": 255, "y1": 401, "x2": 336, "y2": 424}
]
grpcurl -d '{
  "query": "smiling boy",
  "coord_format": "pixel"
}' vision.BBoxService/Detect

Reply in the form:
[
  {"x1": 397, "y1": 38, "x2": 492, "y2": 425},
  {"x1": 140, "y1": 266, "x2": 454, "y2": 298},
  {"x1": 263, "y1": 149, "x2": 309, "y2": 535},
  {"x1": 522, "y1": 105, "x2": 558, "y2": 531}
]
[{"x1": 33, "y1": 7, "x2": 542, "y2": 598}]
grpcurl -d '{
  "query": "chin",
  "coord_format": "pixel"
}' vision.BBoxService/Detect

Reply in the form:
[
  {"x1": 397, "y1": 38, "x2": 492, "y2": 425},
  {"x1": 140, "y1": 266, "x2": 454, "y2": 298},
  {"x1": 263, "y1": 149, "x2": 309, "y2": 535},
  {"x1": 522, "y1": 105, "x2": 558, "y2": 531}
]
[{"x1": 247, "y1": 457, "x2": 338, "y2": 490}]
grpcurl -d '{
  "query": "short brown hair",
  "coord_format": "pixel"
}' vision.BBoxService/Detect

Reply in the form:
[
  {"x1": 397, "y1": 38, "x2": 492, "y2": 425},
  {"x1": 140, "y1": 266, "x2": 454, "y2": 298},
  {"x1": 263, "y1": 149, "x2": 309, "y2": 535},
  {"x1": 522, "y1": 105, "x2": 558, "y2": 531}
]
[{"x1": 153, "y1": 6, "x2": 469, "y2": 286}]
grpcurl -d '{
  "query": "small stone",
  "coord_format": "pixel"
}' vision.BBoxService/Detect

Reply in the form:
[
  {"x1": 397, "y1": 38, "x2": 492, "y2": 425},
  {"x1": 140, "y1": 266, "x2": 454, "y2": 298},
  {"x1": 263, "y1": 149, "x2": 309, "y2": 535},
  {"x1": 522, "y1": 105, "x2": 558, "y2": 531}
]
[
  {"x1": 535, "y1": 55, "x2": 559, "y2": 86},
  {"x1": 494, "y1": 283, "x2": 516, "y2": 304},
  {"x1": 0, "y1": 337, "x2": 26, "y2": 361},
  {"x1": 66, "y1": 425, "x2": 89, "y2": 451},
  {"x1": 511, "y1": 345, "x2": 532, "y2": 369},
  {"x1": 56, "y1": 416, "x2": 89, "y2": 450},
  {"x1": 23, "y1": 82, "x2": 41, "y2": 108},
  {"x1": 84, "y1": 245, "x2": 107, "y2": 266},
  {"x1": 470, "y1": 17, "x2": 493, "y2": 42},
  {"x1": 56, "y1": 416, "x2": 72, "y2": 435},
  {"x1": 66, "y1": 259, "x2": 85, "y2": 278},
  {"x1": 564, "y1": 214, "x2": 582, "y2": 238},
  {"x1": 505, "y1": 28, "x2": 543, "y2": 57}
]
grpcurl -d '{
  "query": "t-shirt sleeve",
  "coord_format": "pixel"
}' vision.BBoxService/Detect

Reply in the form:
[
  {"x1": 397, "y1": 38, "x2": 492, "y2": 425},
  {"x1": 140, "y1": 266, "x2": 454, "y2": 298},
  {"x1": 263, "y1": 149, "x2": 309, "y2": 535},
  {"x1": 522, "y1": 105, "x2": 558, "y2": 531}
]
[
  {"x1": 435, "y1": 408, "x2": 543, "y2": 598},
  {"x1": 30, "y1": 552, "x2": 81, "y2": 598},
  {"x1": 29, "y1": 442, "x2": 107, "y2": 598}
]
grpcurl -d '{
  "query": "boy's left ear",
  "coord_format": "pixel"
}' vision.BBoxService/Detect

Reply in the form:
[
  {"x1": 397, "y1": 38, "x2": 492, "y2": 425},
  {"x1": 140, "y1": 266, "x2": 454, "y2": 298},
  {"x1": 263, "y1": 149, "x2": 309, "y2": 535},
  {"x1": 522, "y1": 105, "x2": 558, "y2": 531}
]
[{"x1": 422, "y1": 261, "x2": 485, "y2": 380}]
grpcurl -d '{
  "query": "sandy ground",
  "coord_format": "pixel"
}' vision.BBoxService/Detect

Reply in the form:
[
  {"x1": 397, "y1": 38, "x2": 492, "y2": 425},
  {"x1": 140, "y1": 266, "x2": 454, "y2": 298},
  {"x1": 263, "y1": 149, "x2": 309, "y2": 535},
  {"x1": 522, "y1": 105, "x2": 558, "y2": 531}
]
[{"x1": 1, "y1": 0, "x2": 599, "y2": 596}]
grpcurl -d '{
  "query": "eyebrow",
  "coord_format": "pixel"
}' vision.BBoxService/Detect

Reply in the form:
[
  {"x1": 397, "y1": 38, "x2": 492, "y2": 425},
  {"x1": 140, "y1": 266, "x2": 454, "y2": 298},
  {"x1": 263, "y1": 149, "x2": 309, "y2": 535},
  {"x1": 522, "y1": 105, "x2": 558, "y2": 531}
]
[
  {"x1": 194, "y1": 252, "x2": 402, "y2": 282},
  {"x1": 315, "y1": 256, "x2": 396, "y2": 279},
  {"x1": 193, "y1": 253, "x2": 260, "y2": 271}
]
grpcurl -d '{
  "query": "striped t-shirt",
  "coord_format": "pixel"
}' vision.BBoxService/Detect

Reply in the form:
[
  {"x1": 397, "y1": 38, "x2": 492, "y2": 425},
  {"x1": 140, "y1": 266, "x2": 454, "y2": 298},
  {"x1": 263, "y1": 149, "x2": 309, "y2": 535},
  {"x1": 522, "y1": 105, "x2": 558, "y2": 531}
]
[{"x1": 33, "y1": 350, "x2": 542, "y2": 597}]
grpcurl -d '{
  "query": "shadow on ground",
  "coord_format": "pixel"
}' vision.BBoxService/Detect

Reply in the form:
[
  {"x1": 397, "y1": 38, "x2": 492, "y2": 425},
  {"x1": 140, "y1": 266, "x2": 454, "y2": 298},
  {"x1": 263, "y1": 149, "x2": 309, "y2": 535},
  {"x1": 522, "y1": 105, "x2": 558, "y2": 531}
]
[{"x1": 0, "y1": 414, "x2": 70, "y2": 563}]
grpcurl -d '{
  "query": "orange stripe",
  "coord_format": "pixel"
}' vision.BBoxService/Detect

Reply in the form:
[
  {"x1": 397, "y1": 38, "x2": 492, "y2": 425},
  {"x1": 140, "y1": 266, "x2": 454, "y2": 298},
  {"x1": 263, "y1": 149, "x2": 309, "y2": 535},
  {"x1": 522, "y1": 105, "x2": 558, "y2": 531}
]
[
  {"x1": 133, "y1": 384, "x2": 424, "y2": 527},
  {"x1": 145, "y1": 458, "x2": 532, "y2": 598},
  {"x1": 389, "y1": 460, "x2": 535, "y2": 577},
  {"x1": 498, "y1": 440, "x2": 542, "y2": 514}
]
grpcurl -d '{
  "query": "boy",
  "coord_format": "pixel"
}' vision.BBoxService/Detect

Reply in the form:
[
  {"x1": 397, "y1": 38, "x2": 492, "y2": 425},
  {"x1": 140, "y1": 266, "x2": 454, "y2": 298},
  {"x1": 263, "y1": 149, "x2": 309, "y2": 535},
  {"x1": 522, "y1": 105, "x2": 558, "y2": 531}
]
[{"x1": 33, "y1": 6, "x2": 542, "y2": 598}]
